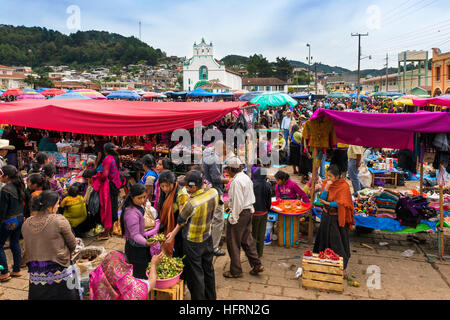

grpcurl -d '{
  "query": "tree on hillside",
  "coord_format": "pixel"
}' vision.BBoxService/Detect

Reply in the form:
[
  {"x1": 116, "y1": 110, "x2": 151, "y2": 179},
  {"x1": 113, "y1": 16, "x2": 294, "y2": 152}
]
[
  {"x1": 247, "y1": 54, "x2": 273, "y2": 78},
  {"x1": 274, "y1": 57, "x2": 293, "y2": 81}
]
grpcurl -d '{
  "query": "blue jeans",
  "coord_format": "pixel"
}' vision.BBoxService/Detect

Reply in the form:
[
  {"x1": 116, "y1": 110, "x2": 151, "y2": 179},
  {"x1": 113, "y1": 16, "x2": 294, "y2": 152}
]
[
  {"x1": 0, "y1": 215, "x2": 24, "y2": 274},
  {"x1": 283, "y1": 129, "x2": 290, "y2": 157},
  {"x1": 348, "y1": 159, "x2": 364, "y2": 193},
  {"x1": 319, "y1": 153, "x2": 326, "y2": 179}
]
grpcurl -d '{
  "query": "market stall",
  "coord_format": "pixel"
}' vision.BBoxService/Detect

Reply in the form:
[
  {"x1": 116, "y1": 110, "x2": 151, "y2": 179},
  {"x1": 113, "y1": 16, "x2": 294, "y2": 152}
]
[{"x1": 308, "y1": 108, "x2": 450, "y2": 259}]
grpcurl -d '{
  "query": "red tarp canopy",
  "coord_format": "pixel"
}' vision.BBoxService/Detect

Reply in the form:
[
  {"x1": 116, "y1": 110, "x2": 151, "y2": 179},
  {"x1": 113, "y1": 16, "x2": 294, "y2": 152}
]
[
  {"x1": 0, "y1": 100, "x2": 247, "y2": 136},
  {"x1": 310, "y1": 109, "x2": 450, "y2": 150}
]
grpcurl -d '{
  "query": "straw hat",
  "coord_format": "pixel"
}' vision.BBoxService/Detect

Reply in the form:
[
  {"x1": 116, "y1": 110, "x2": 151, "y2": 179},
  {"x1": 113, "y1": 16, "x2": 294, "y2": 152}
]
[{"x1": 0, "y1": 139, "x2": 15, "y2": 150}]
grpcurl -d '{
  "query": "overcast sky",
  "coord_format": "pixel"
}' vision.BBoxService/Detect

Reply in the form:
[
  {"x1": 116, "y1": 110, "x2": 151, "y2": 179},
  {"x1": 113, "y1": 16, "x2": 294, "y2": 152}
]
[{"x1": 1, "y1": 0, "x2": 450, "y2": 71}]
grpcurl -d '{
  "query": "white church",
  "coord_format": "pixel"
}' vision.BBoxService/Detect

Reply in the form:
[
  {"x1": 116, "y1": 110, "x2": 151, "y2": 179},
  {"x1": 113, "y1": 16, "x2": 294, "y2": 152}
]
[{"x1": 183, "y1": 38, "x2": 242, "y2": 92}]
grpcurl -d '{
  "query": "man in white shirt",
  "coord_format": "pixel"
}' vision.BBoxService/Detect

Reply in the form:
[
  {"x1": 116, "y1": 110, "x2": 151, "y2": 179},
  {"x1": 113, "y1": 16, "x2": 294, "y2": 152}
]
[
  {"x1": 281, "y1": 110, "x2": 292, "y2": 146},
  {"x1": 223, "y1": 156, "x2": 264, "y2": 278}
]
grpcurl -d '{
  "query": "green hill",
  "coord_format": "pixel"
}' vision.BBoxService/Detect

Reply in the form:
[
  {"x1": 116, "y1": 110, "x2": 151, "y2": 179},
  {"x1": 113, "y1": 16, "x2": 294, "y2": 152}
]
[{"x1": 0, "y1": 25, "x2": 165, "y2": 69}]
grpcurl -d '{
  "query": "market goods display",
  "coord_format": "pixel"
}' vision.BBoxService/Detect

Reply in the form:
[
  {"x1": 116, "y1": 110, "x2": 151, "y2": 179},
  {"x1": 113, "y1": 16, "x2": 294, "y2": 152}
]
[
  {"x1": 271, "y1": 199, "x2": 312, "y2": 215},
  {"x1": 147, "y1": 255, "x2": 185, "y2": 281},
  {"x1": 303, "y1": 250, "x2": 313, "y2": 260}
]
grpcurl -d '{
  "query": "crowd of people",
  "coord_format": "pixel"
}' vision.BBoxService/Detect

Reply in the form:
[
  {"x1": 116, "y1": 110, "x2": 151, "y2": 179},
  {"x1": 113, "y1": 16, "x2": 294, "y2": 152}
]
[{"x1": 1, "y1": 94, "x2": 444, "y2": 300}]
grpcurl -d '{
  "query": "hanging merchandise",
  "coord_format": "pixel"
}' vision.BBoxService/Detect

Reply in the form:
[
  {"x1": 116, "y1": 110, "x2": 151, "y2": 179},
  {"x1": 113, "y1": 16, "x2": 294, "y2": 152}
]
[{"x1": 302, "y1": 117, "x2": 337, "y2": 149}]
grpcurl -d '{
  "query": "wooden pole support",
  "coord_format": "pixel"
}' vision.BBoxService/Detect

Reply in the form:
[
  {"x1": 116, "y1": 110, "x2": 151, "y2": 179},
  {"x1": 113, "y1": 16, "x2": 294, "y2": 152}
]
[
  {"x1": 439, "y1": 184, "x2": 444, "y2": 260},
  {"x1": 419, "y1": 161, "x2": 424, "y2": 195},
  {"x1": 308, "y1": 147, "x2": 318, "y2": 243}
]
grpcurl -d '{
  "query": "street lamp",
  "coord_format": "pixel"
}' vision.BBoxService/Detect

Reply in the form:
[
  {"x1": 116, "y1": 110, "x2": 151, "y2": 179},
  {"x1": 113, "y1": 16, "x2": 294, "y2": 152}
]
[{"x1": 306, "y1": 44, "x2": 313, "y2": 94}]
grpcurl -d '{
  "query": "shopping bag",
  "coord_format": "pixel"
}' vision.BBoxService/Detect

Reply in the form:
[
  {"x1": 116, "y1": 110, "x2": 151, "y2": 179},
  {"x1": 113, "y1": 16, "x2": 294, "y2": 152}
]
[{"x1": 358, "y1": 165, "x2": 372, "y2": 188}]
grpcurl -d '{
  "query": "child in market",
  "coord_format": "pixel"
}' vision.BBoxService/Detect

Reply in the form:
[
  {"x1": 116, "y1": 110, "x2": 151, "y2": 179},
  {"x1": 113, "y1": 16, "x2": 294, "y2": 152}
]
[
  {"x1": 60, "y1": 182, "x2": 88, "y2": 237},
  {"x1": 42, "y1": 163, "x2": 63, "y2": 199},
  {"x1": 252, "y1": 167, "x2": 272, "y2": 258},
  {"x1": 274, "y1": 171, "x2": 310, "y2": 202}
]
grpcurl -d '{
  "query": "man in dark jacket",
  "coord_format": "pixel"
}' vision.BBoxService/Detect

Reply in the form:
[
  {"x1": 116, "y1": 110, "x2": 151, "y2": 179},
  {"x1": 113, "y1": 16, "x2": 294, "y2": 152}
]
[
  {"x1": 252, "y1": 168, "x2": 272, "y2": 257},
  {"x1": 201, "y1": 140, "x2": 230, "y2": 256}
]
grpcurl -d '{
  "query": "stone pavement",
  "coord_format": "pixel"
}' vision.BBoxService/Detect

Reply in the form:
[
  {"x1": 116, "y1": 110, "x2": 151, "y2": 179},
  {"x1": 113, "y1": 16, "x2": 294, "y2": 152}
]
[
  {"x1": 1, "y1": 228, "x2": 449, "y2": 300},
  {"x1": 1, "y1": 166, "x2": 449, "y2": 300}
]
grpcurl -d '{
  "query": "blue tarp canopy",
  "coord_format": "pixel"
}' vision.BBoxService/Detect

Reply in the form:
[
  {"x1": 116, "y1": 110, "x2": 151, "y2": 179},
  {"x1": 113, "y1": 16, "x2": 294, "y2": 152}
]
[
  {"x1": 187, "y1": 88, "x2": 216, "y2": 97},
  {"x1": 239, "y1": 91, "x2": 263, "y2": 101},
  {"x1": 290, "y1": 93, "x2": 310, "y2": 99},
  {"x1": 165, "y1": 91, "x2": 188, "y2": 96},
  {"x1": 107, "y1": 90, "x2": 141, "y2": 100},
  {"x1": 50, "y1": 92, "x2": 91, "y2": 100},
  {"x1": 349, "y1": 92, "x2": 368, "y2": 98}
]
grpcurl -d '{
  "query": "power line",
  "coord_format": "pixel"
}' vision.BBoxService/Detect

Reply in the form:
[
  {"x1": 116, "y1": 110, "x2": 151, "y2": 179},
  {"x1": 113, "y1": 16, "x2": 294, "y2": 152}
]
[
  {"x1": 381, "y1": 0, "x2": 419, "y2": 23},
  {"x1": 378, "y1": 18, "x2": 450, "y2": 44},
  {"x1": 382, "y1": 0, "x2": 439, "y2": 27}
]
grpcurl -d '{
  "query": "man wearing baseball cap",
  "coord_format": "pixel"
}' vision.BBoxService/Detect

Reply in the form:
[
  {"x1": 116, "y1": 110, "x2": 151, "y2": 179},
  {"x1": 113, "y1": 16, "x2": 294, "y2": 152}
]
[
  {"x1": 0, "y1": 139, "x2": 15, "y2": 168},
  {"x1": 165, "y1": 170, "x2": 219, "y2": 300},
  {"x1": 222, "y1": 156, "x2": 264, "y2": 278}
]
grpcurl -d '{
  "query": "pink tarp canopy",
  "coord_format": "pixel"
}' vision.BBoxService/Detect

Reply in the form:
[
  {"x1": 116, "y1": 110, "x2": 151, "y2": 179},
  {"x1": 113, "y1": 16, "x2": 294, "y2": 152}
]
[
  {"x1": 412, "y1": 96, "x2": 450, "y2": 107},
  {"x1": 310, "y1": 109, "x2": 450, "y2": 150},
  {"x1": 0, "y1": 99, "x2": 247, "y2": 136}
]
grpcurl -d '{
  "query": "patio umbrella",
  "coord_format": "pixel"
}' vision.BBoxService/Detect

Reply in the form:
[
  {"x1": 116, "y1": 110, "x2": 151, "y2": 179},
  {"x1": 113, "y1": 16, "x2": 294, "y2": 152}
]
[
  {"x1": 187, "y1": 88, "x2": 216, "y2": 97},
  {"x1": 106, "y1": 90, "x2": 141, "y2": 100},
  {"x1": 2, "y1": 88, "x2": 24, "y2": 96},
  {"x1": 50, "y1": 92, "x2": 92, "y2": 100},
  {"x1": 16, "y1": 92, "x2": 46, "y2": 100},
  {"x1": 349, "y1": 92, "x2": 368, "y2": 98},
  {"x1": 101, "y1": 91, "x2": 113, "y2": 96},
  {"x1": 290, "y1": 93, "x2": 310, "y2": 99},
  {"x1": 142, "y1": 92, "x2": 164, "y2": 99},
  {"x1": 326, "y1": 91, "x2": 350, "y2": 99},
  {"x1": 35, "y1": 88, "x2": 51, "y2": 93},
  {"x1": 239, "y1": 91, "x2": 263, "y2": 101},
  {"x1": 72, "y1": 89, "x2": 107, "y2": 100},
  {"x1": 249, "y1": 92, "x2": 298, "y2": 110},
  {"x1": 232, "y1": 90, "x2": 249, "y2": 96},
  {"x1": 40, "y1": 88, "x2": 67, "y2": 96}
]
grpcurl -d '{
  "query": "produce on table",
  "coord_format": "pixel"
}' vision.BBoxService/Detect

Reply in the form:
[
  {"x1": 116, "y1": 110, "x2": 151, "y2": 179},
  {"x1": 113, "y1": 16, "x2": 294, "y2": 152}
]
[
  {"x1": 147, "y1": 255, "x2": 185, "y2": 280},
  {"x1": 304, "y1": 250, "x2": 313, "y2": 257}
]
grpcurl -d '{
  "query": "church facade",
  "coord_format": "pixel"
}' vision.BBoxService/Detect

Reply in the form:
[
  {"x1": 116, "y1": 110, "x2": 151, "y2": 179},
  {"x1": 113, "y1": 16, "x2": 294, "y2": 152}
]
[{"x1": 183, "y1": 39, "x2": 242, "y2": 92}]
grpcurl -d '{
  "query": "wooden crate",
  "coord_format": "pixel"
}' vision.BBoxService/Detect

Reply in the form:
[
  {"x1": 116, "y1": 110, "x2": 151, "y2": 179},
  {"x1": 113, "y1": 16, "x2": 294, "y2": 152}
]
[
  {"x1": 301, "y1": 254, "x2": 344, "y2": 292},
  {"x1": 149, "y1": 279, "x2": 184, "y2": 300}
]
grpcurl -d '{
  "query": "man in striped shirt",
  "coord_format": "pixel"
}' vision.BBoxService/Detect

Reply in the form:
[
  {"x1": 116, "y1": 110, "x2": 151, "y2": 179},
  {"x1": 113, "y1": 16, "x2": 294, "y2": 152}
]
[{"x1": 165, "y1": 170, "x2": 218, "y2": 300}]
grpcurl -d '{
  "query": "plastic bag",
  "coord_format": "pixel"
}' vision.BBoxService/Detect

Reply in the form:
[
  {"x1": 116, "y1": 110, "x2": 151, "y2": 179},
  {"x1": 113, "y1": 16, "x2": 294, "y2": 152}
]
[
  {"x1": 401, "y1": 249, "x2": 415, "y2": 257},
  {"x1": 75, "y1": 246, "x2": 107, "y2": 277},
  {"x1": 358, "y1": 165, "x2": 372, "y2": 188},
  {"x1": 87, "y1": 189, "x2": 100, "y2": 219}
]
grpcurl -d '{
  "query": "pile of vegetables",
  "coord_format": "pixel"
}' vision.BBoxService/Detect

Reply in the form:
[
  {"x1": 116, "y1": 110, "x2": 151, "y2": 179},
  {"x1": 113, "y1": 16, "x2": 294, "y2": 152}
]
[{"x1": 147, "y1": 255, "x2": 185, "y2": 280}]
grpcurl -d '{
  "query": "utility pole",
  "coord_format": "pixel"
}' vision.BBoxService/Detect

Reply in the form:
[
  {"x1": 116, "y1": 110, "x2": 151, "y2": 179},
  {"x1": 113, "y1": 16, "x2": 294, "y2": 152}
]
[
  {"x1": 314, "y1": 62, "x2": 318, "y2": 95},
  {"x1": 385, "y1": 53, "x2": 389, "y2": 92},
  {"x1": 139, "y1": 21, "x2": 142, "y2": 41},
  {"x1": 351, "y1": 33, "x2": 368, "y2": 103}
]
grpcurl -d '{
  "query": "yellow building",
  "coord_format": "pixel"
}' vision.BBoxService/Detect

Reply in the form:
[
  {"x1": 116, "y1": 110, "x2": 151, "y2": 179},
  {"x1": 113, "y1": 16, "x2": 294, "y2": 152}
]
[{"x1": 431, "y1": 48, "x2": 450, "y2": 96}]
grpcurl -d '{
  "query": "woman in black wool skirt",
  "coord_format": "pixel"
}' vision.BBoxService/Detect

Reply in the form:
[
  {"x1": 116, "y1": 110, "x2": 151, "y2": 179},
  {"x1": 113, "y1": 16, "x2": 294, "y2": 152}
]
[{"x1": 313, "y1": 165, "x2": 355, "y2": 274}]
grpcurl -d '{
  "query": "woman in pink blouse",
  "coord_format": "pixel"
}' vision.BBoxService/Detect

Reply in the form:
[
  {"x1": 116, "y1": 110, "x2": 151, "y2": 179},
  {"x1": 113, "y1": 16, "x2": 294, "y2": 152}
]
[
  {"x1": 92, "y1": 143, "x2": 123, "y2": 240},
  {"x1": 274, "y1": 171, "x2": 310, "y2": 203}
]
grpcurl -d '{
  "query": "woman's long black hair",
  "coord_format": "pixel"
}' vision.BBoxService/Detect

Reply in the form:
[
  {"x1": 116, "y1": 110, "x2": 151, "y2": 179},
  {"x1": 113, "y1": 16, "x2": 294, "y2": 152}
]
[
  {"x1": 120, "y1": 183, "x2": 147, "y2": 235},
  {"x1": 2, "y1": 165, "x2": 26, "y2": 201},
  {"x1": 104, "y1": 142, "x2": 121, "y2": 168},
  {"x1": 30, "y1": 190, "x2": 59, "y2": 213},
  {"x1": 157, "y1": 170, "x2": 178, "y2": 212},
  {"x1": 28, "y1": 173, "x2": 51, "y2": 191},
  {"x1": 31, "y1": 152, "x2": 48, "y2": 173}
]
